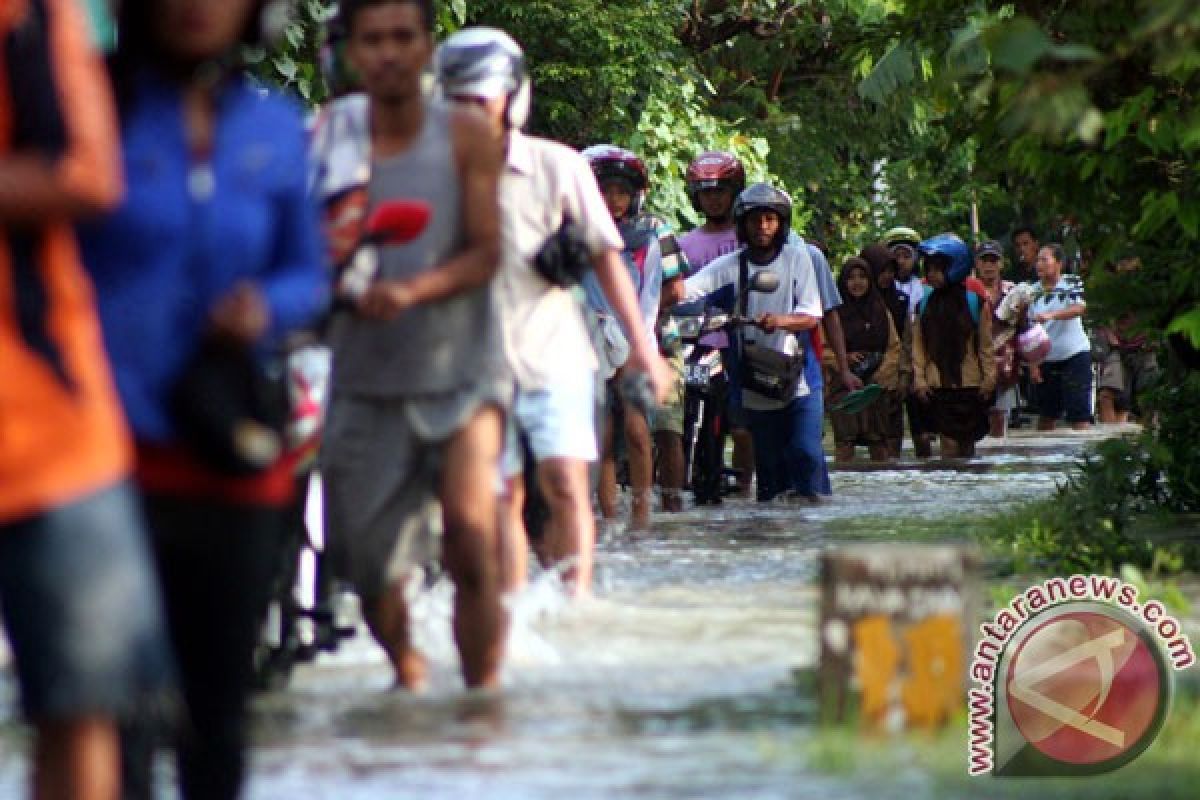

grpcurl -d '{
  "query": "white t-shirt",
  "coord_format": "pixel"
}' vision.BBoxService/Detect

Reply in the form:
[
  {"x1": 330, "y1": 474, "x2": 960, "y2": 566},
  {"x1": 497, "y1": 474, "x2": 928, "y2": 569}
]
[
  {"x1": 895, "y1": 274, "x2": 924, "y2": 318},
  {"x1": 681, "y1": 243, "x2": 823, "y2": 410},
  {"x1": 1029, "y1": 275, "x2": 1089, "y2": 362},
  {"x1": 496, "y1": 132, "x2": 624, "y2": 390}
]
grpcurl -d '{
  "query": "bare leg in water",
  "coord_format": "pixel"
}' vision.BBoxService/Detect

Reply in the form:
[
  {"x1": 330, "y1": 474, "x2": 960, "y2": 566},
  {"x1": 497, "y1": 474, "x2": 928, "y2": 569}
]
[
  {"x1": 623, "y1": 398, "x2": 653, "y2": 531},
  {"x1": 439, "y1": 405, "x2": 506, "y2": 688},
  {"x1": 34, "y1": 719, "x2": 120, "y2": 800},
  {"x1": 597, "y1": 408, "x2": 618, "y2": 521},
  {"x1": 500, "y1": 457, "x2": 595, "y2": 596},
  {"x1": 654, "y1": 430, "x2": 685, "y2": 512},
  {"x1": 364, "y1": 406, "x2": 507, "y2": 689}
]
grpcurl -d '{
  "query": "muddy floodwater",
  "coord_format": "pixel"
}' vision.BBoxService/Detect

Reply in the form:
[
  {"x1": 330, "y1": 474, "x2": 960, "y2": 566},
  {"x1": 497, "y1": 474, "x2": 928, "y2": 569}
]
[{"x1": 0, "y1": 433, "x2": 1118, "y2": 798}]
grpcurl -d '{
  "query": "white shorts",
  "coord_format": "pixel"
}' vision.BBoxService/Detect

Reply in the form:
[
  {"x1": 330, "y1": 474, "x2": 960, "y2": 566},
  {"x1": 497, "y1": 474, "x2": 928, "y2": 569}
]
[{"x1": 502, "y1": 373, "x2": 598, "y2": 477}]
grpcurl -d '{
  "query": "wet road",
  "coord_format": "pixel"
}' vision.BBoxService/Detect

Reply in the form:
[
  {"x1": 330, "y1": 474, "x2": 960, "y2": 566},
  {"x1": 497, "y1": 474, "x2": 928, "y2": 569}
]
[
  {"x1": 0, "y1": 432, "x2": 1105, "y2": 798},
  {"x1": 243, "y1": 433, "x2": 1086, "y2": 799}
]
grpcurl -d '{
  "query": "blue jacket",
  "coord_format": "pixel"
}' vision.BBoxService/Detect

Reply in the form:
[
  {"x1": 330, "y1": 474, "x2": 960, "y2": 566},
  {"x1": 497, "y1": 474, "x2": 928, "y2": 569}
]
[{"x1": 80, "y1": 73, "x2": 326, "y2": 443}]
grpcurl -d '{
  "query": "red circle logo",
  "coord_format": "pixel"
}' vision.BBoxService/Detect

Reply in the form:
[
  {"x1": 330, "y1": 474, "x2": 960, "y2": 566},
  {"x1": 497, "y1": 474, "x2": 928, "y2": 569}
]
[{"x1": 1006, "y1": 610, "x2": 1163, "y2": 766}]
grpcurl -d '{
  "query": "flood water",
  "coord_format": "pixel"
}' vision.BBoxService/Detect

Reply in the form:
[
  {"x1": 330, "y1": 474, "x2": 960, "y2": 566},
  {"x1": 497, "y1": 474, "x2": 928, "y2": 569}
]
[{"x1": 0, "y1": 433, "x2": 1104, "y2": 798}]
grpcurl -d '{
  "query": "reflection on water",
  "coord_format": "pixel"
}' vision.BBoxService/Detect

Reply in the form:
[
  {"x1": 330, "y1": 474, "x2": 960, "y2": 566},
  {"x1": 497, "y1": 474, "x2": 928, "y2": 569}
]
[{"x1": 0, "y1": 438, "x2": 1095, "y2": 798}]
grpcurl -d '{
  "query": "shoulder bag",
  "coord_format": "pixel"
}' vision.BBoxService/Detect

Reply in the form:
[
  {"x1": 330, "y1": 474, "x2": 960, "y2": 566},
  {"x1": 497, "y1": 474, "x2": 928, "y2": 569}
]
[{"x1": 736, "y1": 252, "x2": 804, "y2": 403}]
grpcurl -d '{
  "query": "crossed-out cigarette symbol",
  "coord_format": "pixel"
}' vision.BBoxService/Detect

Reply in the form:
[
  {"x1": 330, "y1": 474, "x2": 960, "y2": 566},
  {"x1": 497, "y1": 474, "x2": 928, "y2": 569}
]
[{"x1": 1010, "y1": 627, "x2": 1128, "y2": 747}]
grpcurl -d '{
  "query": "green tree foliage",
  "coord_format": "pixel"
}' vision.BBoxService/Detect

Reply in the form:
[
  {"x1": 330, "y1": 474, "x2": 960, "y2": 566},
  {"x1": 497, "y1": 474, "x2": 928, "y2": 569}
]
[
  {"x1": 463, "y1": 0, "x2": 984, "y2": 251},
  {"x1": 245, "y1": 0, "x2": 332, "y2": 105}
]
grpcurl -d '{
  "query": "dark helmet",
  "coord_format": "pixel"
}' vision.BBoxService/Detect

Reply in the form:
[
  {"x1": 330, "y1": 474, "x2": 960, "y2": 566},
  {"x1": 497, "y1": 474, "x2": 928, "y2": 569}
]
[
  {"x1": 582, "y1": 145, "x2": 648, "y2": 191},
  {"x1": 918, "y1": 233, "x2": 973, "y2": 285},
  {"x1": 433, "y1": 27, "x2": 531, "y2": 129},
  {"x1": 733, "y1": 182, "x2": 792, "y2": 247},
  {"x1": 582, "y1": 144, "x2": 648, "y2": 215},
  {"x1": 685, "y1": 151, "x2": 746, "y2": 212}
]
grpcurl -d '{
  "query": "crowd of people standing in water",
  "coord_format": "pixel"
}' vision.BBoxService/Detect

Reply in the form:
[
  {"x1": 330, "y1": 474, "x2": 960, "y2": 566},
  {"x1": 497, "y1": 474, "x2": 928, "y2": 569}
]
[{"x1": 1, "y1": 1, "x2": 1160, "y2": 798}]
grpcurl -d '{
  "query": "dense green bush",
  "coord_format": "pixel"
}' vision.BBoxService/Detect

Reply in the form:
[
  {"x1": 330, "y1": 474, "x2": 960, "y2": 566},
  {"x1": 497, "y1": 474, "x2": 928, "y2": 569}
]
[{"x1": 989, "y1": 370, "x2": 1200, "y2": 576}]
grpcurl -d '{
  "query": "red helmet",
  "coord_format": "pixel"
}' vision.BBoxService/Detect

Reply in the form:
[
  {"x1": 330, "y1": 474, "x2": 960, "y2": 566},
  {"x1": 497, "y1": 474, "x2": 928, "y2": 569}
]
[
  {"x1": 582, "y1": 144, "x2": 648, "y2": 192},
  {"x1": 685, "y1": 151, "x2": 745, "y2": 211}
]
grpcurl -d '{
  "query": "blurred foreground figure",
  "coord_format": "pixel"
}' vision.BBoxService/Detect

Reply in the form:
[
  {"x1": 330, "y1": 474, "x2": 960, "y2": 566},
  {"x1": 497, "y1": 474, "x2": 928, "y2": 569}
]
[
  {"x1": 78, "y1": 0, "x2": 325, "y2": 796},
  {"x1": 0, "y1": 1, "x2": 174, "y2": 797},
  {"x1": 433, "y1": 28, "x2": 668, "y2": 595},
  {"x1": 311, "y1": 0, "x2": 509, "y2": 690}
]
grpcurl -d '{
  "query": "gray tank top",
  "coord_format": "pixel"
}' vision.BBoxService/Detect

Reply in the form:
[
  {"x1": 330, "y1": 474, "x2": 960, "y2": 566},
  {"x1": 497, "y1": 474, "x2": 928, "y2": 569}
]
[{"x1": 329, "y1": 103, "x2": 501, "y2": 396}]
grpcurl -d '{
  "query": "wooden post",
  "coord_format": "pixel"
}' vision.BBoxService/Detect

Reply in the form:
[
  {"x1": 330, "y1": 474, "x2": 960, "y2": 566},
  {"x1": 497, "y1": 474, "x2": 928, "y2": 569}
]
[{"x1": 818, "y1": 543, "x2": 981, "y2": 729}]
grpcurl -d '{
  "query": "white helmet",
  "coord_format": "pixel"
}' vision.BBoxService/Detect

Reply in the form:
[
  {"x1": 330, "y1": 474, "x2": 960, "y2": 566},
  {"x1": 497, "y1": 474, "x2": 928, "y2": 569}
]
[{"x1": 433, "y1": 27, "x2": 531, "y2": 130}]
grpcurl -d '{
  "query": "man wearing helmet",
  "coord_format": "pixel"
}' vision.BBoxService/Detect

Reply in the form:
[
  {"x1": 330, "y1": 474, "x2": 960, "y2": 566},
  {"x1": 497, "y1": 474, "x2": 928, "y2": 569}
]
[
  {"x1": 676, "y1": 151, "x2": 755, "y2": 499},
  {"x1": 674, "y1": 156, "x2": 859, "y2": 499},
  {"x1": 680, "y1": 151, "x2": 747, "y2": 266},
  {"x1": 433, "y1": 30, "x2": 670, "y2": 593},
  {"x1": 581, "y1": 144, "x2": 685, "y2": 531},
  {"x1": 674, "y1": 183, "x2": 827, "y2": 502}
]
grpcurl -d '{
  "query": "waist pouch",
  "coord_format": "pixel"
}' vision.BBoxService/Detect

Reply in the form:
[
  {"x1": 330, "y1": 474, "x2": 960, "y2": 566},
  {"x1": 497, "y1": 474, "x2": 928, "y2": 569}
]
[{"x1": 740, "y1": 341, "x2": 804, "y2": 402}]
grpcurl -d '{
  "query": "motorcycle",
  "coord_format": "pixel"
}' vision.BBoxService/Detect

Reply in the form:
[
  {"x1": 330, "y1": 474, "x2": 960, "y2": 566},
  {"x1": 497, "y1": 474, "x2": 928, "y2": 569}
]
[
  {"x1": 253, "y1": 199, "x2": 432, "y2": 689},
  {"x1": 675, "y1": 312, "x2": 730, "y2": 505},
  {"x1": 676, "y1": 269, "x2": 781, "y2": 505}
]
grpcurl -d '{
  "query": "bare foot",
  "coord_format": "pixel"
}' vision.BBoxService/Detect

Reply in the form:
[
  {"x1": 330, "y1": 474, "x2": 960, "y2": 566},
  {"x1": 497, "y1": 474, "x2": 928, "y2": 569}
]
[
  {"x1": 391, "y1": 648, "x2": 429, "y2": 692},
  {"x1": 629, "y1": 490, "x2": 652, "y2": 532}
]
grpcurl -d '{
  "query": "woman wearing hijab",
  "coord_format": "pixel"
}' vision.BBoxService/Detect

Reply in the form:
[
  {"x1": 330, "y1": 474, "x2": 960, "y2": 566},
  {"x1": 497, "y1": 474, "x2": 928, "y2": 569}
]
[
  {"x1": 859, "y1": 244, "x2": 913, "y2": 457},
  {"x1": 826, "y1": 257, "x2": 904, "y2": 462},
  {"x1": 911, "y1": 234, "x2": 996, "y2": 458}
]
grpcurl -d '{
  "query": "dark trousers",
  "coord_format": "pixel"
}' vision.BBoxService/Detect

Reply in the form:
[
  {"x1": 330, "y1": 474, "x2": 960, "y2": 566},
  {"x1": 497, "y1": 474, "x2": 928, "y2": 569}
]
[
  {"x1": 746, "y1": 392, "x2": 830, "y2": 501},
  {"x1": 904, "y1": 393, "x2": 928, "y2": 439},
  {"x1": 1037, "y1": 350, "x2": 1094, "y2": 424},
  {"x1": 125, "y1": 493, "x2": 286, "y2": 800}
]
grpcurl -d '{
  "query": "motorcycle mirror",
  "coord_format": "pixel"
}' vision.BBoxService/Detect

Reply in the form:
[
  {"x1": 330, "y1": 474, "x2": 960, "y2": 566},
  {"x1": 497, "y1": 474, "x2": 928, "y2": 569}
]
[
  {"x1": 366, "y1": 200, "x2": 432, "y2": 246},
  {"x1": 749, "y1": 271, "x2": 780, "y2": 293}
]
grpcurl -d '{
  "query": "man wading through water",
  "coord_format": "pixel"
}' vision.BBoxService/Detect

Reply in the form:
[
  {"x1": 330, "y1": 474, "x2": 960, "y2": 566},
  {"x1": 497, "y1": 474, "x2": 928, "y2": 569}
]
[
  {"x1": 432, "y1": 29, "x2": 669, "y2": 595},
  {"x1": 311, "y1": 0, "x2": 508, "y2": 690},
  {"x1": 669, "y1": 184, "x2": 826, "y2": 502}
]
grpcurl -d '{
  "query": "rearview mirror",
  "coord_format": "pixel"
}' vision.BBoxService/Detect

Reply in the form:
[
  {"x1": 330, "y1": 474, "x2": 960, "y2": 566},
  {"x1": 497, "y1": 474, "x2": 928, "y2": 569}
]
[{"x1": 749, "y1": 271, "x2": 780, "y2": 293}]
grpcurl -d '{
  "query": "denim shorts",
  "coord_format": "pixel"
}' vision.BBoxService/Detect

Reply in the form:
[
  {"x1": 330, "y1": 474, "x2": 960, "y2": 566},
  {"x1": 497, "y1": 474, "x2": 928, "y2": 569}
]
[
  {"x1": 1037, "y1": 350, "x2": 1094, "y2": 424},
  {"x1": 0, "y1": 481, "x2": 174, "y2": 721}
]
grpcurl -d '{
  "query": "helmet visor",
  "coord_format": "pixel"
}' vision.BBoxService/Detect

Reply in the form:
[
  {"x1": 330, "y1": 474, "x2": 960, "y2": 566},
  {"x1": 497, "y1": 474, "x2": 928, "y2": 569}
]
[{"x1": 442, "y1": 74, "x2": 511, "y2": 101}]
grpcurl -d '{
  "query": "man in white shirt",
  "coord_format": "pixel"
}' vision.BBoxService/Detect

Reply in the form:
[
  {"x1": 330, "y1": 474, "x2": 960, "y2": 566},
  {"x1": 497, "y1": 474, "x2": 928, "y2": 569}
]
[
  {"x1": 434, "y1": 29, "x2": 669, "y2": 596},
  {"x1": 675, "y1": 184, "x2": 826, "y2": 502}
]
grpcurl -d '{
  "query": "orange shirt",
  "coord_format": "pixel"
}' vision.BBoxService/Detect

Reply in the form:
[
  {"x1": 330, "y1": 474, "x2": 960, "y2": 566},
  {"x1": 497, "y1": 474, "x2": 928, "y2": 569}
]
[{"x1": 0, "y1": 0, "x2": 130, "y2": 523}]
